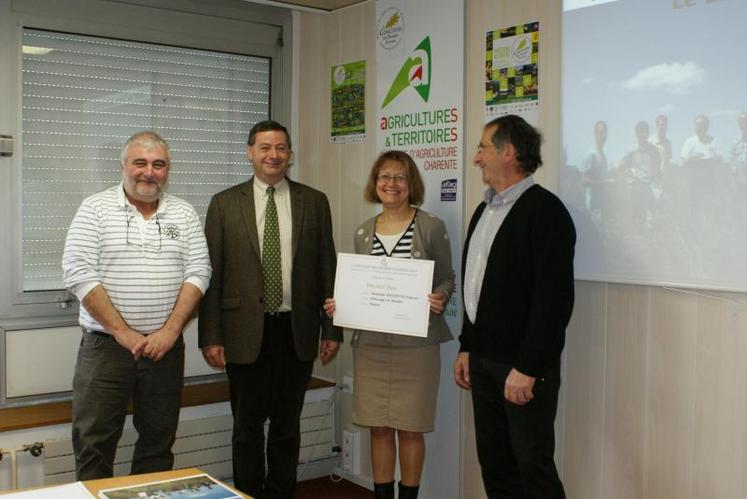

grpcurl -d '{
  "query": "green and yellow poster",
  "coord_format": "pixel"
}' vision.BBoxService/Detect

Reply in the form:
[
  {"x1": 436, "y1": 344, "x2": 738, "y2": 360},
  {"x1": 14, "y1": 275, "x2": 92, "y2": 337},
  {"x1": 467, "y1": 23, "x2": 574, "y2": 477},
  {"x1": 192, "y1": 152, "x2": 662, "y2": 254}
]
[
  {"x1": 331, "y1": 60, "x2": 365, "y2": 144},
  {"x1": 485, "y1": 21, "x2": 540, "y2": 124}
]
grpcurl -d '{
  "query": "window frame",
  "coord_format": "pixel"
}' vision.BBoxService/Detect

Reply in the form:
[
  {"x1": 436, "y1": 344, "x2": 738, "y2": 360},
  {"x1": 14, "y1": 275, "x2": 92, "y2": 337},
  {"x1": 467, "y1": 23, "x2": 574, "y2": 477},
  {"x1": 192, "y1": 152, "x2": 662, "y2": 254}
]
[{"x1": 0, "y1": 0, "x2": 293, "y2": 324}]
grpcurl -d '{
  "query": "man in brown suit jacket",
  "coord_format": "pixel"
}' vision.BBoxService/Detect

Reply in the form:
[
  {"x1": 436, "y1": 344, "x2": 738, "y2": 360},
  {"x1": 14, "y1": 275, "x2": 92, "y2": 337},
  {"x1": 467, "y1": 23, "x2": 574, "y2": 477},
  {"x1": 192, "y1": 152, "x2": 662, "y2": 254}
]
[{"x1": 198, "y1": 120, "x2": 341, "y2": 499}]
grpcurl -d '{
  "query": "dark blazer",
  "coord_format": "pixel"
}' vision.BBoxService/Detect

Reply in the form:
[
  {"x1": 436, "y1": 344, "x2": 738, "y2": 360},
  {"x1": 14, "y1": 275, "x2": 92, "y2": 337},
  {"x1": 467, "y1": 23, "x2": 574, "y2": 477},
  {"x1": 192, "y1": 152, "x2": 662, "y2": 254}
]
[
  {"x1": 459, "y1": 184, "x2": 575, "y2": 377},
  {"x1": 198, "y1": 177, "x2": 342, "y2": 364}
]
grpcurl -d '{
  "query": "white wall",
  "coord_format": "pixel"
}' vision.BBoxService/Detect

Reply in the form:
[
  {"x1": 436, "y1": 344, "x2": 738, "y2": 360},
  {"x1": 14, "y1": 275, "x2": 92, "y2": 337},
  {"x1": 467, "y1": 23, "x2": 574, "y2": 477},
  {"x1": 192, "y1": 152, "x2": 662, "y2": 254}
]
[
  {"x1": 4, "y1": 323, "x2": 213, "y2": 399},
  {"x1": 296, "y1": 3, "x2": 379, "y2": 488}
]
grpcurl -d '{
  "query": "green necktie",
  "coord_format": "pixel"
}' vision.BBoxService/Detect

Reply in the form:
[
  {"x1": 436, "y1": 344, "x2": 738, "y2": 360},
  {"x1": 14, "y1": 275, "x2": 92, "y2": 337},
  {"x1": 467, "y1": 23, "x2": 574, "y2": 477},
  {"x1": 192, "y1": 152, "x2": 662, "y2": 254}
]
[{"x1": 262, "y1": 185, "x2": 282, "y2": 312}]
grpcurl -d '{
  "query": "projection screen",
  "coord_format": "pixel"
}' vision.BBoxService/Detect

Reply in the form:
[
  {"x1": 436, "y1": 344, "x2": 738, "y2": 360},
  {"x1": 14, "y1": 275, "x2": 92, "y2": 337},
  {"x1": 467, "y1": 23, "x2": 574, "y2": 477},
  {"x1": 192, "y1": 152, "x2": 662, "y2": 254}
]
[{"x1": 561, "y1": 0, "x2": 747, "y2": 291}]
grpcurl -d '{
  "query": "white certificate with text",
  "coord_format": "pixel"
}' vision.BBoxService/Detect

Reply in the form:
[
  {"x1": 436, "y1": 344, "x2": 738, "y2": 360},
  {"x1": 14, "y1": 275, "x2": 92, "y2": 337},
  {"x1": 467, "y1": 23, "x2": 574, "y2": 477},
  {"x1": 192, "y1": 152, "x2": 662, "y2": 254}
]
[{"x1": 333, "y1": 253, "x2": 434, "y2": 337}]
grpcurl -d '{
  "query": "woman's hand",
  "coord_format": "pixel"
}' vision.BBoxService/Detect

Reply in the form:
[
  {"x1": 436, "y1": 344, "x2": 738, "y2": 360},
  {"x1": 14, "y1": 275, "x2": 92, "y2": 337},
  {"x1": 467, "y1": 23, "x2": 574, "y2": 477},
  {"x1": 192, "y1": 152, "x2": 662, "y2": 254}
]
[
  {"x1": 323, "y1": 297, "x2": 336, "y2": 318},
  {"x1": 428, "y1": 292, "x2": 448, "y2": 315}
]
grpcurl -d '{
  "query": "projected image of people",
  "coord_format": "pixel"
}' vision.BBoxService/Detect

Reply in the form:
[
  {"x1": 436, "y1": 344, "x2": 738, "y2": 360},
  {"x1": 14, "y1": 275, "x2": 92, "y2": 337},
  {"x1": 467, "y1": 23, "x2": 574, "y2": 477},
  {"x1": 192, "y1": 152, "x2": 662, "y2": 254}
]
[
  {"x1": 562, "y1": 0, "x2": 747, "y2": 289},
  {"x1": 651, "y1": 114, "x2": 672, "y2": 175},
  {"x1": 582, "y1": 120, "x2": 610, "y2": 222},
  {"x1": 681, "y1": 114, "x2": 720, "y2": 166},
  {"x1": 730, "y1": 112, "x2": 747, "y2": 180},
  {"x1": 731, "y1": 112, "x2": 747, "y2": 228},
  {"x1": 619, "y1": 121, "x2": 661, "y2": 231}
]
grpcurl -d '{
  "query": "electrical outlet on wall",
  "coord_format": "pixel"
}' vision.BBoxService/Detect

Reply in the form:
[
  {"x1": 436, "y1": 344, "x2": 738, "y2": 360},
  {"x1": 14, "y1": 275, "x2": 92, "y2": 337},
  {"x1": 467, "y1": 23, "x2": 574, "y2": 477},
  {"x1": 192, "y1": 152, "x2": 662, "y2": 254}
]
[
  {"x1": 341, "y1": 375, "x2": 354, "y2": 394},
  {"x1": 342, "y1": 429, "x2": 361, "y2": 475}
]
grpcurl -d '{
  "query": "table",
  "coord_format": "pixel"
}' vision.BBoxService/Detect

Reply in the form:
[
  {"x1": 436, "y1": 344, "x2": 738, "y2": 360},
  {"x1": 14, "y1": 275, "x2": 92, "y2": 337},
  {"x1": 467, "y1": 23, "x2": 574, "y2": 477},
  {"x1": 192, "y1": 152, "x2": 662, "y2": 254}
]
[
  {"x1": 86, "y1": 468, "x2": 250, "y2": 498},
  {"x1": 2, "y1": 468, "x2": 250, "y2": 498}
]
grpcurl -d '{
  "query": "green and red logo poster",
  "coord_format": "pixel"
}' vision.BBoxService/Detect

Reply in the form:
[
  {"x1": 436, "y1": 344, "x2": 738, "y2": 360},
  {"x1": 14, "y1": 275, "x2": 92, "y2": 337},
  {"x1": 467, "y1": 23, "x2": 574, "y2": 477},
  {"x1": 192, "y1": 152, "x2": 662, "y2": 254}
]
[{"x1": 381, "y1": 36, "x2": 431, "y2": 108}]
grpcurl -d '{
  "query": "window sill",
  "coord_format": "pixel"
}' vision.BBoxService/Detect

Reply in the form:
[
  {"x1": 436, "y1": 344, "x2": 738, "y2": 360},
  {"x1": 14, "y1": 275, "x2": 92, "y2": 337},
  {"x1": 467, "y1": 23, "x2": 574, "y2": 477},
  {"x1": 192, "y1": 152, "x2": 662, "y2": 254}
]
[{"x1": 0, "y1": 378, "x2": 335, "y2": 433}]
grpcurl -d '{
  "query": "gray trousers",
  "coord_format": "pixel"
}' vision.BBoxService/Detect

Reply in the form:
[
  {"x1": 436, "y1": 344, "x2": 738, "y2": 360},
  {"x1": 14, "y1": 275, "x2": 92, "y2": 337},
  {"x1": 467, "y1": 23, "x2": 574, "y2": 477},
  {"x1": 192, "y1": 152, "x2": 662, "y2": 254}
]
[{"x1": 71, "y1": 331, "x2": 184, "y2": 480}]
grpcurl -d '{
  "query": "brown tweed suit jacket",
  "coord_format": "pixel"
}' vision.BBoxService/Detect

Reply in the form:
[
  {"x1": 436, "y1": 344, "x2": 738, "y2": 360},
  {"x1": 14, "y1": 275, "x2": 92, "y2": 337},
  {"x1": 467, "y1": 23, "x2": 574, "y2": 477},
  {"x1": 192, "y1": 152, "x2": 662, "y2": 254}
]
[{"x1": 198, "y1": 177, "x2": 342, "y2": 363}]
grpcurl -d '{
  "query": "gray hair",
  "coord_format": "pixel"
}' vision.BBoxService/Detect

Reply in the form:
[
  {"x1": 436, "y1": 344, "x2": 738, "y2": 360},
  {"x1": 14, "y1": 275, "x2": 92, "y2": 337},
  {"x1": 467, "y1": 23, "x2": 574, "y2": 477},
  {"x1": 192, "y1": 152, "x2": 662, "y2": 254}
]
[{"x1": 120, "y1": 131, "x2": 171, "y2": 164}]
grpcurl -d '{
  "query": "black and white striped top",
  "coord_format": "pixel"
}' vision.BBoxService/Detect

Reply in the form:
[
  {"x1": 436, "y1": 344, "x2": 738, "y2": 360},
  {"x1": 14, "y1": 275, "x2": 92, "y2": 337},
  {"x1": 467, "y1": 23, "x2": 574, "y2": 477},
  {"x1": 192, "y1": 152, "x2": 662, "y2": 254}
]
[
  {"x1": 62, "y1": 183, "x2": 212, "y2": 333},
  {"x1": 371, "y1": 211, "x2": 416, "y2": 258}
]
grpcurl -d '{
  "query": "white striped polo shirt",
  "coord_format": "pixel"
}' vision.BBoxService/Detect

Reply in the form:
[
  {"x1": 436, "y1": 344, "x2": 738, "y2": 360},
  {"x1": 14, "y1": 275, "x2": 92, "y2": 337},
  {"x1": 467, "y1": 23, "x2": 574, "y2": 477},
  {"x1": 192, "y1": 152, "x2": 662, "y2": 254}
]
[{"x1": 62, "y1": 183, "x2": 211, "y2": 333}]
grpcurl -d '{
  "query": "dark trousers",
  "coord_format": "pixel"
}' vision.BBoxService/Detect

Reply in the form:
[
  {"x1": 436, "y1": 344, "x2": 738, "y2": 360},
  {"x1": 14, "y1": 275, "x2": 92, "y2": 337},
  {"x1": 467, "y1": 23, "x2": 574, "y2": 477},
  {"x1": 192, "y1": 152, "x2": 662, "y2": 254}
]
[
  {"x1": 226, "y1": 313, "x2": 314, "y2": 499},
  {"x1": 72, "y1": 332, "x2": 184, "y2": 480},
  {"x1": 469, "y1": 354, "x2": 565, "y2": 499}
]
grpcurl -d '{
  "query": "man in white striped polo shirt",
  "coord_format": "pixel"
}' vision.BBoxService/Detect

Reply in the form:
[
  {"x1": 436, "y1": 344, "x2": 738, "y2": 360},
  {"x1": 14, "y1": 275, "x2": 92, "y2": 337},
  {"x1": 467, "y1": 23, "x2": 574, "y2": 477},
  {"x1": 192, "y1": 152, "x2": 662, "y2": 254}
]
[{"x1": 62, "y1": 131, "x2": 212, "y2": 480}]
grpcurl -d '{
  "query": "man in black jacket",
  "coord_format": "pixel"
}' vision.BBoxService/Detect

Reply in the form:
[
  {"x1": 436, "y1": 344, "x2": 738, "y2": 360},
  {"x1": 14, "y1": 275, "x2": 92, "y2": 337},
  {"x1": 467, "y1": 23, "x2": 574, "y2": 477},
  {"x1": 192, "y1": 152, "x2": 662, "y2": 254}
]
[{"x1": 454, "y1": 115, "x2": 575, "y2": 499}]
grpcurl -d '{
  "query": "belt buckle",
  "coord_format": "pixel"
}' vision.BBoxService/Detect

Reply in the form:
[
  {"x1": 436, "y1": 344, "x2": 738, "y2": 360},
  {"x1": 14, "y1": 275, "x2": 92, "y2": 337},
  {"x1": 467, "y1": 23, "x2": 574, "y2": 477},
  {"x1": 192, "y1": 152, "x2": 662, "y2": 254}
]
[{"x1": 266, "y1": 310, "x2": 289, "y2": 318}]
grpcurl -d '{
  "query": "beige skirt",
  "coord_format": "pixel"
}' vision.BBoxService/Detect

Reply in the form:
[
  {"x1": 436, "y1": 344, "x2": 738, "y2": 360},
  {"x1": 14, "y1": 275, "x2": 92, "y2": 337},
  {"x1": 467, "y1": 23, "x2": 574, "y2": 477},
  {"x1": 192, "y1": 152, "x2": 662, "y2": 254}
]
[{"x1": 352, "y1": 343, "x2": 441, "y2": 432}]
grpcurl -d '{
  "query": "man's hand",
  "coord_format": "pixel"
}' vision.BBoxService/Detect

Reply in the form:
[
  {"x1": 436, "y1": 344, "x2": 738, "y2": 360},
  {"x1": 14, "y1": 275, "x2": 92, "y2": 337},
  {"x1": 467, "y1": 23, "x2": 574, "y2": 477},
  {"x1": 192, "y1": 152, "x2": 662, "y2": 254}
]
[
  {"x1": 141, "y1": 328, "x2": 180, "y2": 362},
  {"x1": 323, "y1": 298, "x2": 336, "y2": 318},
  {"x1": 201, "y1": 344, "x2": 226, "y2": 370},
  {"x1": 453, "y1": 352, "x2": 471, "y2": 390},
  {"x1": 504, "y1": 368, "x2": 535, "y2": 405},
  {"x1": 319, "y1": 340, "x2": 340, "y2": 365},
  {"x1": 428, "y1": 292, "x2": 448, "y2": 315},
  {"x1": 81, "y1": 285, "x2": 146, "y2": 359},
  {"x1": 140, "y1": 281, "x2": 201, "y2": 362},
  {"x1": 113, "y1": 329, "x2": 147, "y2": 360}
]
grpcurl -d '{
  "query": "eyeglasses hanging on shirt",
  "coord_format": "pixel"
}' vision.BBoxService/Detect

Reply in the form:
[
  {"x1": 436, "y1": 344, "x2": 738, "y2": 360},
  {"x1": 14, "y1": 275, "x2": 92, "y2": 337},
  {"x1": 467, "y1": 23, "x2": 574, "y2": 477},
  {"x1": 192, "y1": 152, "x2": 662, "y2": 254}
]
[{"x1": 125, "y1": 212, "x2": 162, "y2": 253}]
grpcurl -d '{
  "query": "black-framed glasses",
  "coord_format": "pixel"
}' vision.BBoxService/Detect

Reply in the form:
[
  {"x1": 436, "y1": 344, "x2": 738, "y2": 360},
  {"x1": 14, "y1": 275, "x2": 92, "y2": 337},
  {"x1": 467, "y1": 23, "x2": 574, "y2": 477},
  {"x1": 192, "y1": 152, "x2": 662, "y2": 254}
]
[{"x1": 126, "y1": 213, "x2": 162, "y2": 252}]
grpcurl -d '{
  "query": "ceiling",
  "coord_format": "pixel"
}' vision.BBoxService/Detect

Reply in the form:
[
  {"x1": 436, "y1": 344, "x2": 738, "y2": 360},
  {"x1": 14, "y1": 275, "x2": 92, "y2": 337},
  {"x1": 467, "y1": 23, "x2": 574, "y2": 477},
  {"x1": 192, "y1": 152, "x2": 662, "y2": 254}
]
[{"x1": 248, "y1": 0, "x2": 369, "y2": 12}]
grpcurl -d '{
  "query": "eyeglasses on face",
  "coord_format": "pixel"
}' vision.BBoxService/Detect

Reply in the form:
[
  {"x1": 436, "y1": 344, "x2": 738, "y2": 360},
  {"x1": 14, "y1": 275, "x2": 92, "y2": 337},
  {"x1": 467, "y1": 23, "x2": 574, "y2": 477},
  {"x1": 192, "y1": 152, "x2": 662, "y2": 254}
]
[
  {"x1": 377, "y1": 173, "x2": 407, "y2": 184},
  {"x1": 126, "y1": 213, "x2": 162, "y2": 252}
]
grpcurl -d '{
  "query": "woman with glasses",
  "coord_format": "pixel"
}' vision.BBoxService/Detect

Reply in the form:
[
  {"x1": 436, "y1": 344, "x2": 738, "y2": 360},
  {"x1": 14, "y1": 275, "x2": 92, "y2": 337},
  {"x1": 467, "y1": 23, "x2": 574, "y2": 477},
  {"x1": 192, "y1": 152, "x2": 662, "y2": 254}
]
[{"x1": 324, "y1": 150, "x2": 454, "y2": 499}]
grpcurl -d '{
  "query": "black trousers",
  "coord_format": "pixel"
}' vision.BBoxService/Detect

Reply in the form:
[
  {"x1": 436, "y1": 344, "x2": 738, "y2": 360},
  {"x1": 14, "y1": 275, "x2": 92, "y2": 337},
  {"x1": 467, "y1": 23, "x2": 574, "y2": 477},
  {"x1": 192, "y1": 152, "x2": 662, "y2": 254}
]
[
  {"x1": 469, "y1": 353, "x2": 565, "y2": 499},
  {"x1": 226, "y1": 313, "x2": 313, "y2": 499},
  {"x1": 72, "y1": 332, "x2": 184, "y2": 480}
]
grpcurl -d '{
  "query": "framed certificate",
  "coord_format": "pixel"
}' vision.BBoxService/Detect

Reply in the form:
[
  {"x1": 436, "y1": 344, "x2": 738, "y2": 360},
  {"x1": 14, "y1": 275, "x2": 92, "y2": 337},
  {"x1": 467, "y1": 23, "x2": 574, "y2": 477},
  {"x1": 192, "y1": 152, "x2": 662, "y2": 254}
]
[{"x1": 333, "y1": 253, "x2": 434, "y2": 337}]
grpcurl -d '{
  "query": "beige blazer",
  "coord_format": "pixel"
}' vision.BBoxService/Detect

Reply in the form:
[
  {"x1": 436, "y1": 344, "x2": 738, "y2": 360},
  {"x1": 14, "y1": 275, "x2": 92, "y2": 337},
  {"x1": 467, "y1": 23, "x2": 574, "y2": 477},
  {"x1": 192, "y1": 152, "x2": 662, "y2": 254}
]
[
  {"x1": 352, "y1": 208, "x2": 455, "y2": 348},
  {"x1": 198, "y1": 177, "x2": 342, "y2": 364}
]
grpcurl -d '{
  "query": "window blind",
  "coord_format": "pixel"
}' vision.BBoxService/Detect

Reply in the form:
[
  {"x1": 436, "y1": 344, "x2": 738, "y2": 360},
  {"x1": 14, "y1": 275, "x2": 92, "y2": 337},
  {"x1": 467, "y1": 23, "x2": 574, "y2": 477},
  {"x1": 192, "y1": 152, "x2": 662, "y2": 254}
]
[{"x1": 22, "y1": 28, "x2": 270, "y2": 292}]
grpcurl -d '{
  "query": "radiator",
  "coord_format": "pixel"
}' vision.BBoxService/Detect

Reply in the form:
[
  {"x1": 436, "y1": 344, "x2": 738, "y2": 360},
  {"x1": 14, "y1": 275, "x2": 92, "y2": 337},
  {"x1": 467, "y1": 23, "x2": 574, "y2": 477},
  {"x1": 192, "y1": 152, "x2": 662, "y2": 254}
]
[{"x1": 43, "y1": 396, "x2": 335, "y2": 485}]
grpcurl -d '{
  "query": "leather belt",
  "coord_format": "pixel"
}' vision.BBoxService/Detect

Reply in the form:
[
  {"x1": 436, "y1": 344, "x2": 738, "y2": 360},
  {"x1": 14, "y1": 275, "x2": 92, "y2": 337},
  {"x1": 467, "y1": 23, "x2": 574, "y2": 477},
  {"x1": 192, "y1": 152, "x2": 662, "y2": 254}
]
[
  {"x1": 81, "y1": 327, "x2": 114, "y2": 339},
  {"x1": 264, "y1": 311, "x2": 291, "y2": 319}
]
